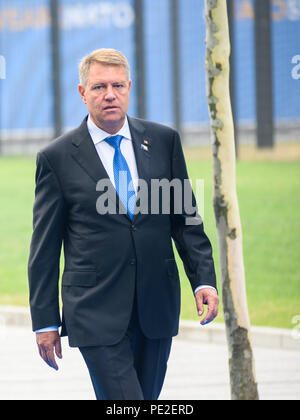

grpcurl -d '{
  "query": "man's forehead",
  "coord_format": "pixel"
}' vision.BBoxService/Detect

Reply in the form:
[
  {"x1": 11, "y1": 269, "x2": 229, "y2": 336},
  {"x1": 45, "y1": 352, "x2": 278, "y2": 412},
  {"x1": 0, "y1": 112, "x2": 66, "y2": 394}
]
[
  {"x1": 87, "y1": 64, "x2": 128, "y2": 86},
  {"x1": 88, "y1": 63, "x2": 126, "y2": 78}
]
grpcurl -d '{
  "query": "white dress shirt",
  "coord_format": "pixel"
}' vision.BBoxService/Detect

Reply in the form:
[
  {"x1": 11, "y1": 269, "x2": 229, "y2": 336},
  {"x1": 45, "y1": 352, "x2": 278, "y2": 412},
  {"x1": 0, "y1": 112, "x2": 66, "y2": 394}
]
[
  {"x1": 35, "y1": 116, "x2": 215, "y2": 333},
  {"x1": 88, "y1": 115, "x2": 139, "y2": 193}
]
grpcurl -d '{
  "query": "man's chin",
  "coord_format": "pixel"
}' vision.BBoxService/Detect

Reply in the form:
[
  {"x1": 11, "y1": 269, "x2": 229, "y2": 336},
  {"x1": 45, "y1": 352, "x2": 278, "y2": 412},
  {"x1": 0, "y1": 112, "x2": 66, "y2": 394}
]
[
  {"x1": 103, "y1": 115, "x2": 124, "y2": 125},
  {"x1": 93, "y1": 114, "x2": 126, "y2": 132}
]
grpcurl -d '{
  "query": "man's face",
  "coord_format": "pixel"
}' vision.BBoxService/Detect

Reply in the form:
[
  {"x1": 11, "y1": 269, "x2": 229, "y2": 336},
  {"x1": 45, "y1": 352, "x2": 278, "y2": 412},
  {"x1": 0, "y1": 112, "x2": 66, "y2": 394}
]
[{"x1": 78, "y1": 63, "x2": 131, "y2": 134}]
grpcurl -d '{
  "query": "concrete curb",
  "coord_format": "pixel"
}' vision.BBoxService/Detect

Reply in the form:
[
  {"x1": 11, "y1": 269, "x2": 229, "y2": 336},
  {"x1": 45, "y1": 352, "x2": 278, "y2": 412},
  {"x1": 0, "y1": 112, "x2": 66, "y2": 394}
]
[
  {"x1": 178, "y1": 320, "x2": 300, "y2": 351},
  {"x1": 0, "y1": 306, "x2": 32, "y2": 328},
  {"x1": 1, "y1": 306, "x2": 299, "y2": 351}
]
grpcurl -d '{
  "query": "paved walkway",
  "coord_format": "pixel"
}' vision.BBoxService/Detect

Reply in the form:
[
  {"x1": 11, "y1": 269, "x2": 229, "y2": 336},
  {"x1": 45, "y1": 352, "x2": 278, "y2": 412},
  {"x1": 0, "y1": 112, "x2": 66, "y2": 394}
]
[{"x1": 0, "y1": 326, "x2": 299, "y2": 400}]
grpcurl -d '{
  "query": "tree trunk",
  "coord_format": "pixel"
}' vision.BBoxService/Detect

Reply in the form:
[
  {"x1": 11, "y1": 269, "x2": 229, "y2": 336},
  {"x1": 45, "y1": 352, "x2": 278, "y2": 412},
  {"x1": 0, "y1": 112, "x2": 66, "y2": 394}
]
[{"x1": 204, "y1": 0, "x2": 259, "y2": 400}]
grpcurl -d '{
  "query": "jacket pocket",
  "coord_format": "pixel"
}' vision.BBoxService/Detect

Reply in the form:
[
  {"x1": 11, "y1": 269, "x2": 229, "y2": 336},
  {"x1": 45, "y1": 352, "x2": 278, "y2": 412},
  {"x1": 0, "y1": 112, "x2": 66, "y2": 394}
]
[{"x1": 62, "y1": 271, "x2": 97, "y2": 287}]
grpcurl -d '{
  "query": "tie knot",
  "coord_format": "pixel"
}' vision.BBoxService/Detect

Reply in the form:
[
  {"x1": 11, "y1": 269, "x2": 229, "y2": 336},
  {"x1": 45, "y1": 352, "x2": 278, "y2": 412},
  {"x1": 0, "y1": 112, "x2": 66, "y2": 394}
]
[{"x1": 104, "y1": 135, "x2": 123, "y2": 150}]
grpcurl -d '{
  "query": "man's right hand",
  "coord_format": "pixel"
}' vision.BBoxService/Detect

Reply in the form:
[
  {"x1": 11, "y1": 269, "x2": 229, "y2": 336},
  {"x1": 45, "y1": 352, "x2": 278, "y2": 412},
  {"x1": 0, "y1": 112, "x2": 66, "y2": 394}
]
[{"x1": 36, "y1": 331, "x2": 62, "y2": 370}]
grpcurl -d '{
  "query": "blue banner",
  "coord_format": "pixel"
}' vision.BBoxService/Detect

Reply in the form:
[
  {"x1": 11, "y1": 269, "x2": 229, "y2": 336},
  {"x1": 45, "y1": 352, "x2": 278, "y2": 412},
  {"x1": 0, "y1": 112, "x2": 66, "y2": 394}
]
[{"x1": 0, "y1": 0, "x2": 299, "y2": 136}]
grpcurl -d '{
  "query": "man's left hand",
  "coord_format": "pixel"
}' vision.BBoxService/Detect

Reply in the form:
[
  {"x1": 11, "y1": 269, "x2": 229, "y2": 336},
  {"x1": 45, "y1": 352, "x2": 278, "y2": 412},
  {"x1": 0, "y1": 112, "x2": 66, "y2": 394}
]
[{"x1": 195, "y1": 288, "x2": 219, "y2": 325}]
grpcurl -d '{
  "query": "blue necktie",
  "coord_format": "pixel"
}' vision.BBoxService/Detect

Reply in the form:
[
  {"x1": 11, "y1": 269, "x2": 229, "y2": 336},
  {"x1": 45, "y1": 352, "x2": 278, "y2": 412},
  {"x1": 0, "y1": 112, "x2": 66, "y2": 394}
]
[{"x1": 104, "y1": 135, "x2": 136, "y2": 220}]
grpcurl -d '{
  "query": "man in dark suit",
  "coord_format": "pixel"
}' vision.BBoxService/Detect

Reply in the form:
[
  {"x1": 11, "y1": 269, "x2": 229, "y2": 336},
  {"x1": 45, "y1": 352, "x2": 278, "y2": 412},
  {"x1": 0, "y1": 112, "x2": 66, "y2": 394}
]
[{"x1": 28, "y1": 48, "x2": 219, "y2": 400}]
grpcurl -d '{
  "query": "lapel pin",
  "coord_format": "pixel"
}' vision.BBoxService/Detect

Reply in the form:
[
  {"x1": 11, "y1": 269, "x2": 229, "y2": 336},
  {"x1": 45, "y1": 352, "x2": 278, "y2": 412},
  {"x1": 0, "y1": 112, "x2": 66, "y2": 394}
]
[
  {"x1": 141, "y1": 144, "x2": 149, "y2": 152},
  {"x1": 143, "y1": 140, "x2": 149, "y2": 145}
]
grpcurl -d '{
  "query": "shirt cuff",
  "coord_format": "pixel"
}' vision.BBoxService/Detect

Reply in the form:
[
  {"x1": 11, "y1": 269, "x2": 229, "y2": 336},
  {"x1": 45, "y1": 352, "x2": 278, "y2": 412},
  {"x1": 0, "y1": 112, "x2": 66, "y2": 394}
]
[
  {"x1": 194, "y1": 285, "x2": 217, "y2": 296},
  {"x1": 35, "y1": 326, "x2": 59, "y2": 333}
]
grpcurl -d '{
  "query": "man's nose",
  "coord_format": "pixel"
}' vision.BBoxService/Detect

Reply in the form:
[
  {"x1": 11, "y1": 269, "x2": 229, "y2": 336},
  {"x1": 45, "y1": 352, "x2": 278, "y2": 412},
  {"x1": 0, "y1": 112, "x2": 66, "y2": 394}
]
[{"x1": 104, "y1": 85, "x2": 116, "y2": 101}]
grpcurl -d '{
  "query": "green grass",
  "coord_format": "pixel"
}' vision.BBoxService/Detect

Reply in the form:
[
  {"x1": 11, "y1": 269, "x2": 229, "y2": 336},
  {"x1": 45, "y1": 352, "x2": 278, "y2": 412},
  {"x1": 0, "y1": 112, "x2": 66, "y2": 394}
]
[
  {"x1": 178, "y1": 159, "x2": 300, "y2": 329},
  {"x1": 0, "y1": 157, "x2": 36, "y2": 305},
  {"x1": 0, "y1": 155, "x2": 299, "y2": 329}
]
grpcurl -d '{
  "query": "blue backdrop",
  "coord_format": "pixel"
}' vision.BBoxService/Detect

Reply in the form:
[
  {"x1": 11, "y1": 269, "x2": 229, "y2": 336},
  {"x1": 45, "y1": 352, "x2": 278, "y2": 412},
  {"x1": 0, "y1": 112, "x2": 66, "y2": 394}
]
[{"x1": 0, "y1": 0, "x2": 299, "y2": 135}]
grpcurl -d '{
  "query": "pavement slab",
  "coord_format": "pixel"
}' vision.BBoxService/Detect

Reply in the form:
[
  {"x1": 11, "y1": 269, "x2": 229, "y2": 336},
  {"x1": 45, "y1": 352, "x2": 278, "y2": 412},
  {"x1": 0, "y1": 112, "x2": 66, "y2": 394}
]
[{"x1": 0, "y1": 326, "x2": 299, "y2": 400}]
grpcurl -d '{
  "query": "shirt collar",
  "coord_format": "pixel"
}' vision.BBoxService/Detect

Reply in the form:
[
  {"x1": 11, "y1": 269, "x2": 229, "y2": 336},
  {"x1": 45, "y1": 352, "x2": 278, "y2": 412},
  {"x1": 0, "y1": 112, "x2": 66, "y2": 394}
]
[{"x1": 87, "y1": 115, "x2": 132, "y2": 145}]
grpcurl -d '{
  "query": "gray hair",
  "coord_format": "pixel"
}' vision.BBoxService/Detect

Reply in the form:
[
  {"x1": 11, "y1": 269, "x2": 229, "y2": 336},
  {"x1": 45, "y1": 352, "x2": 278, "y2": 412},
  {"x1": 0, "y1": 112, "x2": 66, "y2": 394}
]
[{"x1": 79, "y1": 48, "x2": 131, "y2": 87}]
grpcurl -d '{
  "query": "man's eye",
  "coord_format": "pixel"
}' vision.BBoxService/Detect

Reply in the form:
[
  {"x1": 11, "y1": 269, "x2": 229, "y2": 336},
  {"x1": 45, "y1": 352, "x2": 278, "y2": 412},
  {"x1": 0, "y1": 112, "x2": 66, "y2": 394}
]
[
  {"x1": 114, "y1": 84, "x2": 124, "y2": 89},
  {"x1": 94, "y1": 85, "x2": 104, "y2": 90}
]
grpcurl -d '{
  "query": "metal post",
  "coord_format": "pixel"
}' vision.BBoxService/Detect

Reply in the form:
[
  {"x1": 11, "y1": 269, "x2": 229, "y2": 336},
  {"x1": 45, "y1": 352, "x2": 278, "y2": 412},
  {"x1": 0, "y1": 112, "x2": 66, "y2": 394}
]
[
  {"x1": 170, "y1": 0, "x2": 182, "y2": 138},
  {"x1": 134, "y1": 0, "x2": 146, "y2": 119},
  {"x1": 227, "y1": 0, "x2": 238, "y2": 157},
  {"x1": 50, "y1": 0, "x2": 62, "y2": 139},
  {"x1": 254, "y1": 0, "x2": 274, "y2": 148}
]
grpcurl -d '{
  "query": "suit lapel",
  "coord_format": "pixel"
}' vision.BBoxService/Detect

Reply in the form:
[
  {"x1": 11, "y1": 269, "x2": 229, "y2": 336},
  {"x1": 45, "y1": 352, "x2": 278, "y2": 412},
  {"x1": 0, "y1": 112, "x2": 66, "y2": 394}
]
[
  {"x1": 127, "y1": 117, "x2": 152, "y2": 222},
  {"x1": 128, "y1": 116, "x2": 151, "y2": 187},
  {"x1": 71, "y1": 118, "x2": 119, "y2": 212}
]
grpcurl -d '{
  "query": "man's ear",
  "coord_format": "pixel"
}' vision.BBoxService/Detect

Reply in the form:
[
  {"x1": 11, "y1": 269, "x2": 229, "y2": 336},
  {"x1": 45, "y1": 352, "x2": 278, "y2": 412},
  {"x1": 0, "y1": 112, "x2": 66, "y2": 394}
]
[{"x1": 78, "y1": 85, "x2": 87, "y2": 104}]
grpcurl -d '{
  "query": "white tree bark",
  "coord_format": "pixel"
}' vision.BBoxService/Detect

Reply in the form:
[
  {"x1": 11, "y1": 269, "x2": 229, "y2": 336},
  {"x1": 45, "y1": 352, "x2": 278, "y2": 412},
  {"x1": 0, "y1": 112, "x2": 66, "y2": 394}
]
[{"x1": 205, "y1": 0, "x2": 259, "y2": 400}]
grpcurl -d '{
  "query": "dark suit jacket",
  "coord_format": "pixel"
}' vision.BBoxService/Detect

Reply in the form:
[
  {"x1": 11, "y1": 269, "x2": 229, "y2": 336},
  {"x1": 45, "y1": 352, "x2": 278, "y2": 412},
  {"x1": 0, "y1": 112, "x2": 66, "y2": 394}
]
[{"x1": 28, "y1": 116, "x2": 217, "y2": 348}]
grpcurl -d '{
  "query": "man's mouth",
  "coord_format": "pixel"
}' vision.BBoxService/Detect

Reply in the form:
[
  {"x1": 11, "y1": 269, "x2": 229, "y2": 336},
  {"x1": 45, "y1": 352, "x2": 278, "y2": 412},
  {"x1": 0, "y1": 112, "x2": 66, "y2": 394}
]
[{"x1": 104, "y1": 105, "x2": 119, "y2": 111}]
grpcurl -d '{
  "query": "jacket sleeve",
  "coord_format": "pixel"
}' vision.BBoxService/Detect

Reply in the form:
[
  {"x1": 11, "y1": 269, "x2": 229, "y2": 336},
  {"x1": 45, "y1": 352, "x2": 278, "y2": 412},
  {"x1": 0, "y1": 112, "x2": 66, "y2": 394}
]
[
  {"x1": 170, "y1": 131, "x2": 217, "y2": 293},
  {"x1": 28, "y1": 151, "x2": 66, "y2": 331}
]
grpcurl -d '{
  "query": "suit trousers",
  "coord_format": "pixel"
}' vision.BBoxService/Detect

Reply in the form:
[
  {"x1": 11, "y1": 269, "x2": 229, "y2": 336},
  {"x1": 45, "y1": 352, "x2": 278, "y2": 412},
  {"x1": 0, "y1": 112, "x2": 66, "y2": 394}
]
[{"x1": 79, "y1": 291, "x2": 173, "y2": 400}]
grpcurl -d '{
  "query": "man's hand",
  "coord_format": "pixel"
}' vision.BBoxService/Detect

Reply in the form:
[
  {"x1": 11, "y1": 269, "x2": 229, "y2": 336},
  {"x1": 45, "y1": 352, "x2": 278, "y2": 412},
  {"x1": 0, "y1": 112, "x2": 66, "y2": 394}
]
[
  {"x1": 195, "y1": 288, "x2": 219, "y2": 325},
  {"x1": 36, "y1": 331, "x2": 62, "y2": 370}
]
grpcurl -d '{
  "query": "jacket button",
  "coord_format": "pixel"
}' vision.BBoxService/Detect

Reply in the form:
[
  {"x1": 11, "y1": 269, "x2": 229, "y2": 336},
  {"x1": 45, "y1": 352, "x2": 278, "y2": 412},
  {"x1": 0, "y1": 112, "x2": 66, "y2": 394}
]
[
  {"x1": 130, "y1": 259, "x2": 136, "y2": 265},
  {"x1": 131, "y1": 225, "x2": 136, "y2": 231}
]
